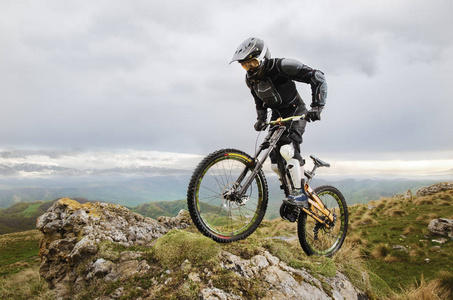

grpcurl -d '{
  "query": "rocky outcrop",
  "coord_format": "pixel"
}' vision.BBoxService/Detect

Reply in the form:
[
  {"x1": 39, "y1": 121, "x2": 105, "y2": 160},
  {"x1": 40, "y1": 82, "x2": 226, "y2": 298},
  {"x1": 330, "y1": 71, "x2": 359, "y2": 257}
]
[
  {"x1": 428, "y1": 218, "x2": 453, "y2": 238},
  {"x1": 393, "y1": 190, "x2": 413, "y2": 200},
  {"x1": 36, "y1": 198, "x2": 191, "y2": 297},
  {"x1": 416, "y1": 182, "x2": 453, "y2": 197},
  {"x1": 37, "y1": 198, "x2": 365, "y2": 300},
  {"x1": 216, "y1": 251, "x2": 363, "y2": 300}
]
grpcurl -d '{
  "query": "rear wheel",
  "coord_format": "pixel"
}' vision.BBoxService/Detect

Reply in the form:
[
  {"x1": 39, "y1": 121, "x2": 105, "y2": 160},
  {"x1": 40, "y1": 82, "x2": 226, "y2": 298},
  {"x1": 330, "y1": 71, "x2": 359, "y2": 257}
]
[
  {"x1": 187, "y1": 149, "x2": 268, "y2": 243},
  {"x1": 297, "y1": 185, "x2": 348, "y2": 256}
]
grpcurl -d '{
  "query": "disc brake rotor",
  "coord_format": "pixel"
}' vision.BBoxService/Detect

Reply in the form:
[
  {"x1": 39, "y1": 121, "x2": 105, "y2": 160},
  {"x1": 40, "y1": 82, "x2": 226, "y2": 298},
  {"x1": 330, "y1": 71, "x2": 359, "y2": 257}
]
[{"x1": 222, "y1": 182, "x2": 249, "y2": 209}]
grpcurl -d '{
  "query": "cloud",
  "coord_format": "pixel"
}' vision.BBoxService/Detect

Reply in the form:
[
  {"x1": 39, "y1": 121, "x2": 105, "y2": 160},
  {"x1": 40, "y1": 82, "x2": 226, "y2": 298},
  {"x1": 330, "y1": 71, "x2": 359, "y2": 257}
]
[{"x1": 0, "y1": 0, "x2": 452, "y2": 163}]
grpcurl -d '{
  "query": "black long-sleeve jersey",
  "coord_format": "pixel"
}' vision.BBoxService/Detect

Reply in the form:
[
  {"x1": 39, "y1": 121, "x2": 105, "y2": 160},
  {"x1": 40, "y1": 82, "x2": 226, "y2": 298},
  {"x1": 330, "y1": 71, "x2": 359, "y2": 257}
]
[{"x1": 245, "y1": 58, "x2": 327, "y2": 121}]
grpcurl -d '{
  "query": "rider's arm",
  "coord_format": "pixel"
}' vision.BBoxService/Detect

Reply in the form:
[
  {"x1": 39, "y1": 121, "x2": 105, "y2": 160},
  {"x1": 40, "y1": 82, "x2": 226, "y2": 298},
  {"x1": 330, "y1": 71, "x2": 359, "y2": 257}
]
[{"x1": 278, "y1": 58, "x2": 327, "y2": 107}]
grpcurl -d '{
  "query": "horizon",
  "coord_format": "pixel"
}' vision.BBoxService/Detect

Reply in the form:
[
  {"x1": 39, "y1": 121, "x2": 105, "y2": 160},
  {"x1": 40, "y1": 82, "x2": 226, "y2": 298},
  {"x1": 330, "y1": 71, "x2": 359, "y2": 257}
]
[{"x1": 1, "y1": 148, "x2": 452, "y2": 181}]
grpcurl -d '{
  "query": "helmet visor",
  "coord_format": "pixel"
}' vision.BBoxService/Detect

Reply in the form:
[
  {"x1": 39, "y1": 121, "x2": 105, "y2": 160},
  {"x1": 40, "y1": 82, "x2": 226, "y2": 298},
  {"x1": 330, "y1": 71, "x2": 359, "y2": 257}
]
[{"x1": 240, "y1": 58, "x2": 260, "y2": 71}]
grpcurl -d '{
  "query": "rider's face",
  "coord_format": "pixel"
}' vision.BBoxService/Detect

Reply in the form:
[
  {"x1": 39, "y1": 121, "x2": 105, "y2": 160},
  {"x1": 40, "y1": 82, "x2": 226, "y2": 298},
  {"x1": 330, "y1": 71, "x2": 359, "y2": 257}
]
[{"x1": 240, "y1": 58, "x2": 260, "y2": 72}]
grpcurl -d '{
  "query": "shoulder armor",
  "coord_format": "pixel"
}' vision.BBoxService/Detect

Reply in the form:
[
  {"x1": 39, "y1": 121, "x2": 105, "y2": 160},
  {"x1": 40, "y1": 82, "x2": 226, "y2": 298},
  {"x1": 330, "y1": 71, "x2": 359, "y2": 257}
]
[{"x1": 280, "y1": 58, "x2": 312, "y2": 77}]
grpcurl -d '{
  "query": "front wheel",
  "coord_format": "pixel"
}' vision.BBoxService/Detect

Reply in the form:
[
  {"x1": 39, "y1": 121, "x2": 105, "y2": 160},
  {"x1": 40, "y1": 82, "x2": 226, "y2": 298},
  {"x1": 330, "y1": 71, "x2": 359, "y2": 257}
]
[
  {"x1": 298, "y1": 185, "x2": 348, "y2": 256},
  {"x1": 187, "y1": 149, "x2": 268, "y2": 243}
]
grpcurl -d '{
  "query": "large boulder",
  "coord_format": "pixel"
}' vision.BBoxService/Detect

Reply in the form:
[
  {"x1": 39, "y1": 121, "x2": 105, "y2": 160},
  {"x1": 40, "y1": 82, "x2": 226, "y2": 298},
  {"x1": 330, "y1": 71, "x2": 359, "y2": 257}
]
[
  {"x1": 416, "y1": 182, "x2": 453, "y2": 197},
  {"x1": 36, "y1": 198, "x2": 190, "y2": 297},
  {"x1": 428, "y1": 218, "x2": 453, "y2": 238}
]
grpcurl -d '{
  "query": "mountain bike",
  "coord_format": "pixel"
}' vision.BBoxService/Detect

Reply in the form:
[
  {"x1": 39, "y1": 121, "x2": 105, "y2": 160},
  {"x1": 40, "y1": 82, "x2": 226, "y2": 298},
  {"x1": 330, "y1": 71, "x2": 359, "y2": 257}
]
[{"x1": 187, "y1": 115, "x2": 348, "y2": 256}]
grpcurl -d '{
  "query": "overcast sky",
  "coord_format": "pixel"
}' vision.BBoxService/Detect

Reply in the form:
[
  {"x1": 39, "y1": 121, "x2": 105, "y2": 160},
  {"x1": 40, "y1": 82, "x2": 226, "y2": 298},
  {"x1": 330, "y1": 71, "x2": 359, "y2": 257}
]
[{"x1": 1, "y1": 0, "x2": 452, "y2": 177}]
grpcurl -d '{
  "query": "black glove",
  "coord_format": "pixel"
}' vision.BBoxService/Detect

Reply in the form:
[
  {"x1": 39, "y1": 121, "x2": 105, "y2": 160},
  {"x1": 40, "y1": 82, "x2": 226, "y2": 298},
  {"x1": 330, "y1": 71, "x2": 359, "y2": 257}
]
[
  {"x1": 306, "y1": 106, "x2": 323, "y2": 122},
  {"x1": 254, "y1": 120, "x2": 267, "y2": 131}
]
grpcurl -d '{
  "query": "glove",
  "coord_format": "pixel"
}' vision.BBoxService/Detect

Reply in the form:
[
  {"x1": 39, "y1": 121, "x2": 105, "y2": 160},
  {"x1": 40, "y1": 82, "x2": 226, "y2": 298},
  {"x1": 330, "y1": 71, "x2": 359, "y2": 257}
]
[
  {"x1": 254, "y1": 120, "x2": 267, "y2": 131},
  {"x1": 306, "y1": 106, "x2": 323, "y2": 122}
]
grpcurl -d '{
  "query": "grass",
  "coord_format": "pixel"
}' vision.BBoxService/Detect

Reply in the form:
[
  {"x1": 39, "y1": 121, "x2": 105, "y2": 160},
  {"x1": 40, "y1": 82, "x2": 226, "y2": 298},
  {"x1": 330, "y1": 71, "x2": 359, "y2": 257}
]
[
  {"x1": 348, "y1": 189, "x2": 453, "y2": 294},
  {"x1": 0, "y1": 187, "x2": 452, "y2": 299},
  {"x1": 0, "y1": 230, "x2": 42, "y2": 276},
  {"x1": 153, "y1": 229, "x2": 221, "y2": 269},
  {"x1": 0, "y1": 267, "x2": 55, "y2": 300}
]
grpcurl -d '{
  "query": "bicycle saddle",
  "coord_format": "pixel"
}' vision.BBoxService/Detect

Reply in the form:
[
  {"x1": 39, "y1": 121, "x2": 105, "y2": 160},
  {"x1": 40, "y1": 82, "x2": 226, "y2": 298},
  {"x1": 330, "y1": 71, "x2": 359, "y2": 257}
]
[{"x1": 310, "y1": 155, "x2": 330, "y2": 168}]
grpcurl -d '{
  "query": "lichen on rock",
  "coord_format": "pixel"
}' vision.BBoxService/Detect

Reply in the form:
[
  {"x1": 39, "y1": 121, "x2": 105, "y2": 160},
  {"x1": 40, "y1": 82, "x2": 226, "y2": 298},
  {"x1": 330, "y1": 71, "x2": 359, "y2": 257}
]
[{"x1": 36, "y1": 198, "x2": 190, "y2": 298}]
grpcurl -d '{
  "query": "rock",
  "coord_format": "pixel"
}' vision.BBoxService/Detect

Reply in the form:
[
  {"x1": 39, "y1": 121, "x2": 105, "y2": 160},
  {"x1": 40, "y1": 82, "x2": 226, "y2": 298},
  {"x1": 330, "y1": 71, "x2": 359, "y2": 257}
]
[
  {"x1": 199, "y1": 287, "x2": 242, "y2": 300},
  {"x1": 37, "y1": 198, "x2": 366, "y2": 300},
  {"x1": 219, "y1": 249, "x2": 364, "y2": 299},
  {"x1": 432, "y1": 238, "x2": 448, "y2": 244},
  {"x1": 36, "y1": 198, "x2": 190, "y2": 299},
  {"x1": 427, "y1": 218, "x2": 453, "y2": 238},
  {"x1": 416, "y1": 182, "x2": 453, "y2": 197},
  {"x1": 392, "y1": 245, "x2": 408, "y2": 252},
  {"x1": 404, "y1": 190, "x2": 413, "y2": 200}
]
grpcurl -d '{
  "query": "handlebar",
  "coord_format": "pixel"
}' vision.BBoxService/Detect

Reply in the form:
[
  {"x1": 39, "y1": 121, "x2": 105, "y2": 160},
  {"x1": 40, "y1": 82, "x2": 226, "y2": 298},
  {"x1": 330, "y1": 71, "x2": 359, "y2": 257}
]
[{"x1": 268, "y1": 114, "x2": 306, "y2": 126}]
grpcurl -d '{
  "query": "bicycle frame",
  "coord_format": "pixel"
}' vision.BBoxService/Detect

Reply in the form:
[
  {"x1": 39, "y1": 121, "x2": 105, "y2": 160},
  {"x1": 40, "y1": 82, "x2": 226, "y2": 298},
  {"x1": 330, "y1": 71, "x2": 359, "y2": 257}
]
[{"x1": 232, "y1": 116, "x2": 335, "y2": 227}]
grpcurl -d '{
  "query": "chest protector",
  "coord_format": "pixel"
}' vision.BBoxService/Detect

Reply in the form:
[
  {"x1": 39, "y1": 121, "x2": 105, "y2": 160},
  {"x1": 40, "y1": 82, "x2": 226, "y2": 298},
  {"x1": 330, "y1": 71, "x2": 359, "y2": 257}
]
[{"x1": 253, "y1": 78, "x2": 282, "y2": 107}]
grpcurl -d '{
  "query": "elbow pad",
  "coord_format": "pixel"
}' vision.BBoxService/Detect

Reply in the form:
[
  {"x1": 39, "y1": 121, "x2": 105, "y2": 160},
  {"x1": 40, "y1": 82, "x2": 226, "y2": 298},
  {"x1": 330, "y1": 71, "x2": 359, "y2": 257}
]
[{"x1": 311, "y1": 70, "x2": 327, "y2": 106}]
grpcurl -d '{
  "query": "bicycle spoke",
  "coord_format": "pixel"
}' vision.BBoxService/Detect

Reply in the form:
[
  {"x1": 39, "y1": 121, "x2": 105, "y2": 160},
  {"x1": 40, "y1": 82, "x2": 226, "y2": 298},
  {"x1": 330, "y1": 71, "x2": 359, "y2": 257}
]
[{"x1": 188, "y1": 149, "x2": 268, "y2": 243}]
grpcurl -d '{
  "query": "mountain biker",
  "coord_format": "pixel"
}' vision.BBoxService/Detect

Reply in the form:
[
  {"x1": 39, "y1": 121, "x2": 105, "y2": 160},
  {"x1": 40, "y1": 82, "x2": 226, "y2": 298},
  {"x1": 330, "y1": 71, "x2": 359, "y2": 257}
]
[{"x1": 230, "y1": 37, "x2": 327, "y2": 208}]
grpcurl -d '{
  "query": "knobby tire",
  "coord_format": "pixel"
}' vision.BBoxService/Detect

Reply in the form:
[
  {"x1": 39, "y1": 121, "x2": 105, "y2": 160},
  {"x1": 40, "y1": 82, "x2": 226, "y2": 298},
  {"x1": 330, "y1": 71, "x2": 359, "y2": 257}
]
[{"x1": 187, "y1": 149, "x2": 268, "y2": 243}]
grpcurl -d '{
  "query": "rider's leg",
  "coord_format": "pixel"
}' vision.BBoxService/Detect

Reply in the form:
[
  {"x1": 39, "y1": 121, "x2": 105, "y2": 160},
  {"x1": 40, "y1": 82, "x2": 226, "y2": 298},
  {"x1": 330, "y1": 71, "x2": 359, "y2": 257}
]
[
  {"x1": 271, "y1": 104, "x2": 308, "y2": 207},
  {"x1": 280, "y1": 143, "x2": 308, "y2": 207},
  {"x1": 279, "y1": 143, "x2": 303, "y2": 190}
]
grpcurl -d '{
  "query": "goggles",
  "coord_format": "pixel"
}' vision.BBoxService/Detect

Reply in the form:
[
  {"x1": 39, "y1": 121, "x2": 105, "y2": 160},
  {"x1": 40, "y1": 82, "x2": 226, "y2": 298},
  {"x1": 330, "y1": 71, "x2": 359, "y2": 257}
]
[{"x1": 240, "y1": 58, "x2": 260, "y2": 71}]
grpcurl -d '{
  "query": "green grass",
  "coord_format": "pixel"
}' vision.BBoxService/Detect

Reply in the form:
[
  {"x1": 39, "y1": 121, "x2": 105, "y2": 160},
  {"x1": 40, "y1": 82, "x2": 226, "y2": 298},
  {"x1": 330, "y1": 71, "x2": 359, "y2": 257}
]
[
  {"x1": 348, "y1": 190, "x2": 453, "y2": 291},
  {"x1": 20, "y1": 202, "x2": 44, "y2": 217},
  {"x1": 0, "y1": 230, "x2": 42, "y2": 277}
]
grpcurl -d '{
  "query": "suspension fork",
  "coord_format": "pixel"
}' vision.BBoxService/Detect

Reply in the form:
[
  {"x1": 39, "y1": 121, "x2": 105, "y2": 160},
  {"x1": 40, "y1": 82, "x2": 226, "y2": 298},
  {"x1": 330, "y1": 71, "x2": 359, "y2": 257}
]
[{"x1": 235, "y1": 127, "x2": 286, "y2": 197}]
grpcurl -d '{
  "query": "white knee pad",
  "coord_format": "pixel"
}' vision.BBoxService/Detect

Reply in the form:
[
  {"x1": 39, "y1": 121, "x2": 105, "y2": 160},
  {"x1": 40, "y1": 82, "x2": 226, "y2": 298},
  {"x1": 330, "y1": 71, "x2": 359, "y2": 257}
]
[
  {"x1": 280, "y1": 144, "x2": 303, "y2": 190},
  {"x1": 280, "y1": 144, "x2": 294, "y2": 162}
]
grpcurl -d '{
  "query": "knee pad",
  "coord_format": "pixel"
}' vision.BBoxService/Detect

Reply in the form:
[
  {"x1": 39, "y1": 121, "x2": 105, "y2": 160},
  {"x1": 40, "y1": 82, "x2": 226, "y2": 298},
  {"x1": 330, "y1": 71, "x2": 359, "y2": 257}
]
[{"x1": 280, "y1": 144, "x2": 294, "y2": 162}]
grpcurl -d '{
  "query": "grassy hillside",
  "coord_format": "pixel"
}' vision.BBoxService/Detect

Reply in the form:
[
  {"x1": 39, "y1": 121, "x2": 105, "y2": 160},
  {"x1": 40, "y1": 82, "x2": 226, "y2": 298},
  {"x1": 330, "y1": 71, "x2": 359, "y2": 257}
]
[
  {"x1": 1, "y1": 185, "x2": 452, "y2": 299},
  {"x1": 129, "y1": 199, "x2": 188, "y2": 219},
  {"x1": 348, "y1": 189, "x2": 453, "y2": 294}
]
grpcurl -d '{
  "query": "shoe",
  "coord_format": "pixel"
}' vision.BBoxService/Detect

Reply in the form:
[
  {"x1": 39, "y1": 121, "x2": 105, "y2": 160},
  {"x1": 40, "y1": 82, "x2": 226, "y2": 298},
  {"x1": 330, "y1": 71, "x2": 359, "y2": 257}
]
[{"x1": 286, "y1": 189, "x2": 309, "y2": 208}]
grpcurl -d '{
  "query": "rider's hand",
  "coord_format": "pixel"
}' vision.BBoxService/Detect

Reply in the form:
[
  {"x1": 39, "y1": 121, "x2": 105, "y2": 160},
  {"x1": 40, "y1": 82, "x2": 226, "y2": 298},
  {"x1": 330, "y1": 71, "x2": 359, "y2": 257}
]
[
  {"x1": 307, "y1": 106, "x2": 323, "y2": 122},
  {"x1": 254, "y1": 120, "x2": 267, "y2": 131}
]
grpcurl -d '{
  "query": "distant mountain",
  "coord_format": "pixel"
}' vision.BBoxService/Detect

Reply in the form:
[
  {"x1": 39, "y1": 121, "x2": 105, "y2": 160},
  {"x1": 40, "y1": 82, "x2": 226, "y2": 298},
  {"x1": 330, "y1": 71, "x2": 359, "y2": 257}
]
[
  {"x1": 0, "y1": 178, "x2": 445, "y2": 234},
  {"x1": 265, "y1": 176, "x2": 439, "y2": 218},
  {"x1": 0, "y1": 175, "x2": 191, "y2": 208},
  {"x1": 0, "y1": 173, "x2": 440, "y2": 214},
  {"x1": 130, "y1": 199, "x2": 188, "y2": 219}
]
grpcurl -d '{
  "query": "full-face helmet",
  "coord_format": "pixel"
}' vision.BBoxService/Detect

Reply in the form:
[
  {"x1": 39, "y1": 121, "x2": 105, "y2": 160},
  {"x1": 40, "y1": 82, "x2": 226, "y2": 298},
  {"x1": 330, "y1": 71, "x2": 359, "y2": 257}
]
[{"x1": 230, "y1": 37, "x2": 271, "y2": 73}]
